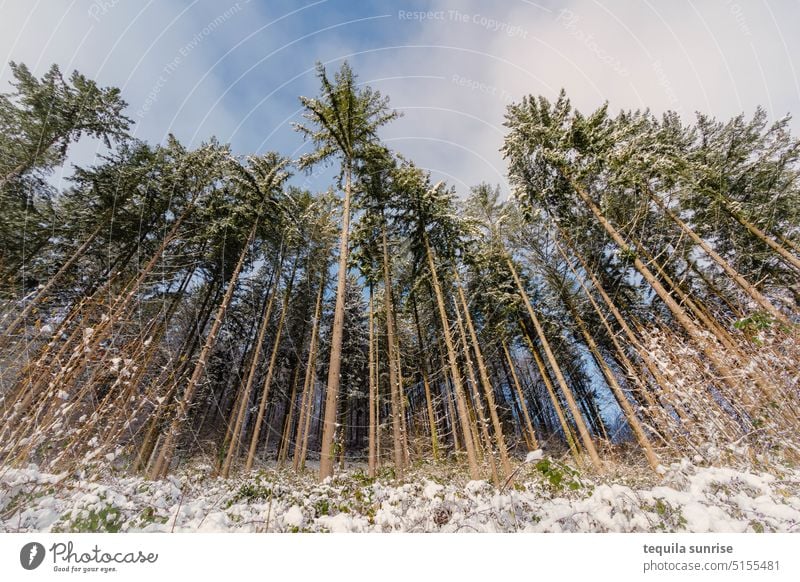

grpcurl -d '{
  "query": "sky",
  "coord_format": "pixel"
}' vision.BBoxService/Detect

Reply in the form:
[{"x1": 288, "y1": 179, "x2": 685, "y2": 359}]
[{"x1": 1, "y1": 0, "x2": 798, "y2": 197}]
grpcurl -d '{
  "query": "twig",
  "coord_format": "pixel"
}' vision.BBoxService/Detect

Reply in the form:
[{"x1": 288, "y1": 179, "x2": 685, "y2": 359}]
[
  {"x1": 500, "y1": 462, "x2": 526, "y2": 494},
  {"x1": 170, "y1": 486, "x2": 185, "y2": 533}
]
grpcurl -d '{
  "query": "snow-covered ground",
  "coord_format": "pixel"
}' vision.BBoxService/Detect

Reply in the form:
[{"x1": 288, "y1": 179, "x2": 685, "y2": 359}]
[{"x1": 2, "y1": 455, "x2": 799, "y2": 533}]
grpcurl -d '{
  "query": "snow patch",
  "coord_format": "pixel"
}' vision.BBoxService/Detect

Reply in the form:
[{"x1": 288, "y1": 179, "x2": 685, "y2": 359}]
[{"x1": 525, "y1": 450, "x2": 544, "y2": 463}]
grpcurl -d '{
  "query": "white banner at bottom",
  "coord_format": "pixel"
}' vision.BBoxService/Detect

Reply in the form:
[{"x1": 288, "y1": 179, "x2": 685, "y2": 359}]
[{"x1": 1, "y1": 533, "x2": 797, "y2": 581}]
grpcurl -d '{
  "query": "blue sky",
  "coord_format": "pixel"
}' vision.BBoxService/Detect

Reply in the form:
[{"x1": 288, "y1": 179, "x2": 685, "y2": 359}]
[{"x1": 2, "y1": 0, "x2": 799, "y2": 197}]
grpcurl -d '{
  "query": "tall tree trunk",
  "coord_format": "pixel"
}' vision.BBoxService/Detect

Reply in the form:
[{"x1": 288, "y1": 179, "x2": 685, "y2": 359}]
[
  {"x1": 319, "y1": 166, "x2": 352, "y2": 480},
  {"x1": 455, "y1": 274, "x2": 512, "y2": 480},
  {"x1": 520, "y1": 327, "x2": 580, "y2": 458},
  {"x1": 293, "y1": 270, "x2": 326, "y2": 473},
  {"x1": 502, "y1": 341, "x2": 538, "y2": 450},
  {"x1": 507, "y1": 255, "x2": 603, "y2": 470},
  {"x1": 560, "y1": 285, "x2": 660, "y2": 471},
  {"x1": 563, "y1": 173, "x2": 758, "y2": 401},
  {"x1": 245, "y1": 259, "x2": 298, "y2": 471},
  {"x1": 148, "y1": 219, "x2": 259, "y2": 479},
  {"x1": 412, "y1": 296, "x2": 440, "y2": 460},
  {"x1": 277, "y1": 364, "x2": 302, "y2": 466},
  {"x1": 220, "y1": 251, "x2": 285, "y2": 477},
  {"x1": 133, "y1": 279, "x2": 220, "y2": 473},
  {"x1": 441, "y1": 363, "x2": 461, "y2": 452},
  {"x1": 382, "y1": 225, "x2": 405, "y2": 477},
  {"x1": 368, "y1": 286, "x2": 377, "y2": 477},
  {"x1": 424, "y1": 236, "x2": 480, "y2": 479},
  {"x1": 453, "y1": 293, "x2": 498, "y2": 484},
  {"x1": 555, "y1": 225, "x2": 694, "y2": 422},
  {"x1": 392, "y1": 307, "x2": 411, "y2": 469},
  {"x1": 648, "y1": 189, "x2": 790, "y2": 325}
]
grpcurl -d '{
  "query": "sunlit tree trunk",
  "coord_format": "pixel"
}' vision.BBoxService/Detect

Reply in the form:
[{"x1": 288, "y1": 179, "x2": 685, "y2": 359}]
[
  {"x1": 382, "y1": 225, "x2": 405, "y2": 477},
  {"x1": 412, "y1": 296, "x2": 440, "y2": 460},
  {"x1": 367, "y1": 286, "x2": 377, "y2": 477},
  {"x1": 453, "y1": 292, "x2": 497, "y2": 484},
  {"x1": 245, "y1": 259, "x2": 298, "y2": 472},
  {"x1": 319, "y1": 166, "x2": 352, "y2": 480},
  {"x1": 424, "y1": 235, "x2": 479, "y2": 478},
  {"x1": 502, "y1": 341, "x2": 538, "y2": 450},
  {"x1": 506, "y1": 255, "x2": 603, "y2": 470},
  {"x1": 220, "y1": 249, "x2": 285, "y2": 477},
  {"x1": 148, "y1": 218, "x2": 259, "y2": 479},
  {"x1": 562, "y1": 173, "x2": 754, "y2": 401},
  {"x1": 647, "y1": 188, "x2": 789, "y2": 325},
  {"x1": 455, "y1": 274, "x2": 512, "y2": 479}
]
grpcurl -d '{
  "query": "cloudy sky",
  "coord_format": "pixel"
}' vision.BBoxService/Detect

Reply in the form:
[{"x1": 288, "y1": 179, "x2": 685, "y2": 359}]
[{"x1": 1, "y1": 0, "x2": 798, "y2": 196}]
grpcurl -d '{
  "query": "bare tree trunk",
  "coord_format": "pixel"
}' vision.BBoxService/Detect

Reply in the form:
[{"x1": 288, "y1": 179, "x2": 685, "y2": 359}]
[
  {"x1": 561, "y1": 287, "x2": 660, "y2": 471},
  {"x1": 424, "y1": 236, "x2": 479, "y2": 479},
  {"x1": 220, "y1": 257, "x2": 284, "y2": 476},
  {"x1": 319, "y1": 167, "x2": 352, "y2": 480},
  {"x1": 648, "y1": 189, "x2": 790, "y2": 325},
  {"x1": 382, "y1": 226, "x2": 405, "y2": 478},
  {"x1": 245, "y1": 259, "x2": 298, "y2": 471},
  {"x1": 148, "y1": 218, "x2": 259, "y2": 479},
  {"x1": 0, "y1": 221, "x2": 104, "y2": 348},
  {"x1": 453, "y1": 293, "x2": 497, "y2": 484},
  {"x1": 133, "y1": 280, "x2": 220, "y2": 472},
  {"x1": 53, "y1": 264, "x2": 196, "y2": 467},
  {"x1": 368, "y1": 287, "x2": 377, "y2": 477},
  {"x1": 442, "y1": 366, "x2": 461, "y2": 452},
  {"x1": 502, "y1": 341, "x2": 538, "y2": 450},
  {"x1": 555, "y1": 225, "x2": 695, "y2": 423},
  {"x1": 507, "y1": 256, "x2": 603, "y2": 470},
  {"x1": 455, "y1": 275, "x2": 512, "y2": 480},
  {"x1": 277, "y1": 365, "x2": 302, "y2": 466},
  {"x1": 1, "y1": 201, "x2": 195, "y2": 453},
  {"x1": 563, "y1": 173, "x2": 757, "y2": 401},
  {"x1": 390, "y1": 301, "x2": 411, "y2": 469},
  {"x1": 293, "y1": 270, "x2": 326, "y2": 473},
  {"x1": 520, "y1": 327, "x2": 581, "y2": 460},
  {"x1": 412, "y1": 295, "x2": 440, "y2": 459}
]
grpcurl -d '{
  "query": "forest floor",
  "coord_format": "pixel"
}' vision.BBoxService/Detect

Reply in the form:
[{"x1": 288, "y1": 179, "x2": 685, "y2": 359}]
[{"x1": 2, "y1": 450, "x2": 800, "y2": 533}]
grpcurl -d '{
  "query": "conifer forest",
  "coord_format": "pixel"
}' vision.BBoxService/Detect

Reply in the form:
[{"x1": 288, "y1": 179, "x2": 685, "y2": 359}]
[{"x1": 1, "y1": 59, "x2": 799, "y2": 533}]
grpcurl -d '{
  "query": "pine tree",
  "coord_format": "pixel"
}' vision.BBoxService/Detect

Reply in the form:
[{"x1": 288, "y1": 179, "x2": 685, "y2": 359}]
[{"x1": 294, "y1": 62, "x2": 399, "y2": 480}]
